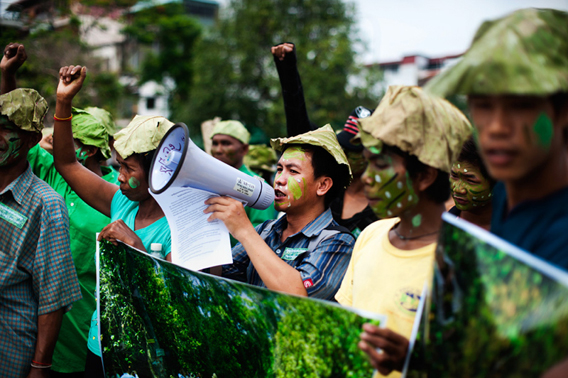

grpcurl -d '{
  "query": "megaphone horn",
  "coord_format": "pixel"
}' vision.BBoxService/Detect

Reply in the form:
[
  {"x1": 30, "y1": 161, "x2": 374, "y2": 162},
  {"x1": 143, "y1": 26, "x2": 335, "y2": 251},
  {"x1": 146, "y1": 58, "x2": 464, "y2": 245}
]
[{"x1": 149, "y1": 123, "x2": 274, "y2": 210}]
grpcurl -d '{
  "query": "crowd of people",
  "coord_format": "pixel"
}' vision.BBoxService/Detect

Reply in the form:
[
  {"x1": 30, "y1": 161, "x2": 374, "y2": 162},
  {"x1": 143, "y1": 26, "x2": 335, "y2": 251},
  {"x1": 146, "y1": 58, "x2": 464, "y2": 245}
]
[{"x1": 0, "y1": 6, "x2": 567, "y2": 378}]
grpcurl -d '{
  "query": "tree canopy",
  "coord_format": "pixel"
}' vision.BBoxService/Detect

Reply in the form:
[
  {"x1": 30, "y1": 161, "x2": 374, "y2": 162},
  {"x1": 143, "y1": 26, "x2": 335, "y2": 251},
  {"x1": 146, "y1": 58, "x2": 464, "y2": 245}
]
[
  {"x1": 122, "y1": 2, "x2": 202, "y2": 121},
  {"x1": 185, "y1": 0, "x2": 381, "y2": 139}
]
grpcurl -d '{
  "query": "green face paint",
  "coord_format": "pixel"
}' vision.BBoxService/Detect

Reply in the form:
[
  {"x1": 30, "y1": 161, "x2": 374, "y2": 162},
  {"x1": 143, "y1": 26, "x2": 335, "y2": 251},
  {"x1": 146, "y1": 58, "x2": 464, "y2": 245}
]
[
  {"x1": 363, "y1": 153, "x2": 419, "y2": 218},
  {"x1": 288, "y1": 176, "x2": 307, "y2": 200},
  {"x1": 282, "y1": 146, "x2": 306, "y2": 161},
  {"x1": 368, "y1": 146, "x2": 382, "y2": 155},
  {"x1": 75, "y1": 147, "x2": 88, "y2": 163},
  {"x1": 275, "y1": 147, "x2": 311, "y2": 210},
  {"x1": 346, "y1": 151, "x2": 367, "y2": 176},
  {"x1": 128, "y1": 177, "x2": 140, "y2": 189},
  {"x1": 533, "y1": 112, "x2": 553, "y2": 149},
  {"x1": 0, "y1": 128, "x2": 23, "y2": 166},
  {"x1": 450, "y1": 160, "x2": 492, "y2": 212}
]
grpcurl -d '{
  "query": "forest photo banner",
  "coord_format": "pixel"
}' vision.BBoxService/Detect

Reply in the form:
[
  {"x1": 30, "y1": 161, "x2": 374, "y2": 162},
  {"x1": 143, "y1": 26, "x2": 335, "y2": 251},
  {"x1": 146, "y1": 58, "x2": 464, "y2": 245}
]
[
  {"x1": 96, "y1": 240, "x2": 386, "y2": 378},
  {"x1": 410, "y1": 214, "x2": 568, "y2": 377}
]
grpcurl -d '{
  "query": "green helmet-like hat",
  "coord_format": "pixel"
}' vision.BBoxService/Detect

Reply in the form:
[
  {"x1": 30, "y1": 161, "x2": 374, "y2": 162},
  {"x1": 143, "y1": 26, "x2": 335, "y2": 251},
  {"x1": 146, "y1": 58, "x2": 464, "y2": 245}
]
[
  {"x1": 426, "y1": 8, "x2": 568, "y2": 96},
  {"x1": 270, "y1": 124, "x2": 352, "y2": 180},
  {"x1": 0, "y1": 88, "x2": 48, "y2": 133},
  {"x1": 357, "y1": 86, "x2": 472, "y2": 173},
  {"x1": 244, "y1": 144, "x2": 278, "y2": 172},
  {"x1": 113, "y1": 115, "x2": 175, "y2": 159},
  {"x1": 210, "y1": 120, "x2": 251, "y2": 144},
  {"x1": 72, "y1": 107, "x2": 116, "y2": 159}
]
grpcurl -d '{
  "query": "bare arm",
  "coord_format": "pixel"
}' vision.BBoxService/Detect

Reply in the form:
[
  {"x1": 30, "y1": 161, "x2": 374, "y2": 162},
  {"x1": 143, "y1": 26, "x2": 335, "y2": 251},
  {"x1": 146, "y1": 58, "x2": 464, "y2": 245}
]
[
  {"x1": 1, "y1": 43, "x2": 27, "y2": 94},
  {"x1": 26, "y1": 308, "x2": 64, "y2": 378},
  {"x1": 205, "y1": 196, "x2": 307, "y2": 296},
  {"x1": 53, "y1": 65, "x2": 118, "y2": 217}
]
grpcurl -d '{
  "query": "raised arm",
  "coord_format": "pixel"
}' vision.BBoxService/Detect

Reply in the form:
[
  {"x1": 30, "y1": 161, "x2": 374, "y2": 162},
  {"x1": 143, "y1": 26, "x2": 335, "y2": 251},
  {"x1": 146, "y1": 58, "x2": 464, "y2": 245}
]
[
  {"x1": 53, "y1": 65, "x2": 118, "y2": 217},
  {"x1": 1, "y1": 42, "x2": 27, "y2": 94},
  {"x1": 271, "y1": 42, "x2": 314, "y2": 136}
]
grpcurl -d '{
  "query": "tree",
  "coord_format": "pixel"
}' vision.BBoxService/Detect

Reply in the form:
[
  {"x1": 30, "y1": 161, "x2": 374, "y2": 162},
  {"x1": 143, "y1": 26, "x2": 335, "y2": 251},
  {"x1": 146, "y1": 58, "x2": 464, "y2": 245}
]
[
  {"x1": 185, "y1": 0, "x2": 381, "y2": 139},
  {"x1": 122, "y1": 2, "x2": 202, "y2": 121},
  {"x1": 0, "y1": 1, "x2": 134, "y2": 120}
]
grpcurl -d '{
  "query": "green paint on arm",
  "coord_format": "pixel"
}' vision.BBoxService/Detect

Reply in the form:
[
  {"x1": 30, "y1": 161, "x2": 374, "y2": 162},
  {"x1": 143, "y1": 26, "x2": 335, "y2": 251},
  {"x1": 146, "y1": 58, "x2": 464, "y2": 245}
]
[{"x1": 533, "y1": 112, "x2": 553, "y2": 149}]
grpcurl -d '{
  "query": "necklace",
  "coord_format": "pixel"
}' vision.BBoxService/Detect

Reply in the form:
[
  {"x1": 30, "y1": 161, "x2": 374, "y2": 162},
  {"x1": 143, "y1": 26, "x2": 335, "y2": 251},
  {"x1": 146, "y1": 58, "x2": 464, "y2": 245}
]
[{"x1": 392, "y1": 225, "x2": 440, "y2": 241}]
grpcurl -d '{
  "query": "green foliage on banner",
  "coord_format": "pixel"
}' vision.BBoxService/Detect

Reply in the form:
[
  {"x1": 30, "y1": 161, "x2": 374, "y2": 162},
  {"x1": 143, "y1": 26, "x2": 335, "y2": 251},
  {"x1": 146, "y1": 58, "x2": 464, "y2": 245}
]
[
  {"x1": 417, "y1": 222, "x2": 568, "y2": 377},
  {"x1": 273, "y1": 299, "x2": 373, "y2": 377},
  {"x1": 99, "y1": 241, "x2": 378, "y2": 377}
]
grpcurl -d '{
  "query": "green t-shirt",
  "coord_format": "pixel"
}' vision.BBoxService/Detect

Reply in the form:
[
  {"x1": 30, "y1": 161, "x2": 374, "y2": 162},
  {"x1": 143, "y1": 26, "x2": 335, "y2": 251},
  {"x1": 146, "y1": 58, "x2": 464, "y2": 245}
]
[
  {"x1": 232, "y1": 164, "x2": 276, "y2": 246},
  {"x1": 27, "y1": 144, "x2": 119, "y2": 373},
  {"x1": 88, "y1": 190, "x2": 172, "y2": 356}
]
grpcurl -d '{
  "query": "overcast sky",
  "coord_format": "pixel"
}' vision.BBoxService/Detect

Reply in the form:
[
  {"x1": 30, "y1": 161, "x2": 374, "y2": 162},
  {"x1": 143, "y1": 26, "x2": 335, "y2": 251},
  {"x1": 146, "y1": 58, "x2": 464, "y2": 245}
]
[{"x1": 351, "y1": 0, "x2": 568, "y2": 63}]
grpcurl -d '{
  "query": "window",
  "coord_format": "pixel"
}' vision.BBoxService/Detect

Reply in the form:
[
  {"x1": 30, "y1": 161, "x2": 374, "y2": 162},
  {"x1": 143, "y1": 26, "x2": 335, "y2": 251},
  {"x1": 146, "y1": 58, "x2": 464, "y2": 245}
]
[{"x1": 146, "y1": 97, "x2": 156, "y2": 110}]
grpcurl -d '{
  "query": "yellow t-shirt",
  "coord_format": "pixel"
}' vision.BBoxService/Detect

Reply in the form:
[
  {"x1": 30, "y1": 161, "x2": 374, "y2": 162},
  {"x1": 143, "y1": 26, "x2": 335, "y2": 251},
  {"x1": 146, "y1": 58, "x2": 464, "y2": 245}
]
[{"x1": 335, "y1": 218, "x2": 435, "y2": 378}]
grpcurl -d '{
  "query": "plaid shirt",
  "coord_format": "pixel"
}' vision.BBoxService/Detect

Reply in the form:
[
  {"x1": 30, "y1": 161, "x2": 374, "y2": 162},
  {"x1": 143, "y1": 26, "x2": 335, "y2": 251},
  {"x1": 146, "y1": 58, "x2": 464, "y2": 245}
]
[
  {"x1": 0, "y1": 165, "x2": 82, "y2": 378},
  {"x1": 223, "y1": 209, "x2": 354, "y2": 300}
]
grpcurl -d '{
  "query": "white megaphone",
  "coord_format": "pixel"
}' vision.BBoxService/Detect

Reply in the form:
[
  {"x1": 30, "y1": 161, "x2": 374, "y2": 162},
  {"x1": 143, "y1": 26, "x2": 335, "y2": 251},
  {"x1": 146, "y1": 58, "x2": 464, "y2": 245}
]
[{"x1": 149, "y1": 123, "x2": 274, "y2": 210}]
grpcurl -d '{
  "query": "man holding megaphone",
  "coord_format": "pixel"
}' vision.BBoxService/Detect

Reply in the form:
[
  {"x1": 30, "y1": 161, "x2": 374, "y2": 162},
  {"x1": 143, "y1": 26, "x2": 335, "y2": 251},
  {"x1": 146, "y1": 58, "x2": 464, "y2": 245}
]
[
  {"x1": 205, "y1": 125, "x2": 355, "y2": 300},
  {"x1": 210, "y1": 120, "x2": 276, "y2": 246}
]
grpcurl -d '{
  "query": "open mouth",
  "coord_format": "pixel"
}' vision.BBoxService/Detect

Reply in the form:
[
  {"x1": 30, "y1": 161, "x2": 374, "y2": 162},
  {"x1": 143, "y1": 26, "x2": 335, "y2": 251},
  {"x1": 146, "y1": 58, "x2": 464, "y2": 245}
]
[
  {"x1": 274, "y1": 188, "x2": 287, "y2": 199},
  {"x1": 453, "y1": 196, "x2": 469, "y2": 205}
]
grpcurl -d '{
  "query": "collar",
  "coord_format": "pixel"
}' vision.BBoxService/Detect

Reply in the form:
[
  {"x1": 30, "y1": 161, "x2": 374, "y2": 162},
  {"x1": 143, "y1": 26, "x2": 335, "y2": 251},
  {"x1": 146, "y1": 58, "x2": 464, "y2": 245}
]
[
  {"x1": 0, "y1": 164, "x2": 33, "y2": 205},
  {"x1": 268, "y1": 208, "x2": 335, "y2": 239}
]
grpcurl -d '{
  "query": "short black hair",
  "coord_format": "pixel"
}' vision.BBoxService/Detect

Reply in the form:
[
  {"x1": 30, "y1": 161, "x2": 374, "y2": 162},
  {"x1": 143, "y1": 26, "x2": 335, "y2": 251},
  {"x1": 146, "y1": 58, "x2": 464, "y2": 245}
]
[
  {"x1": 456, "y1": 136, "x2": 497, "y2": 189},
  {"x1": 282, "y1": 144, "x2": 351, "y2": 208},
  {"x1": 383, "y1": 144, "x2": 450, "y2": 204}
]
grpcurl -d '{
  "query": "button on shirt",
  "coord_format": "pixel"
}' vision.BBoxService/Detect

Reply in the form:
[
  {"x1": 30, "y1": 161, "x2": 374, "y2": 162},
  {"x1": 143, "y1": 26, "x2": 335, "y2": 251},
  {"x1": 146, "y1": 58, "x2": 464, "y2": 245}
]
[
  {"x1": 223, "y1": 208, "x2": 354, "y2": 300},
  {"x1": 0, "y1": 165, "x2": 82, "y2": 378}
]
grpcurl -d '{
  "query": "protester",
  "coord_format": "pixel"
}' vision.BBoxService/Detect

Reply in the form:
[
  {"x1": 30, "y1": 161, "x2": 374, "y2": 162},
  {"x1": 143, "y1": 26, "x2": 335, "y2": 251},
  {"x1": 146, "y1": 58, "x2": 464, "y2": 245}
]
[
  {"x1": 335, "y1": 85, "x2": 472, "y2": 377},
  {"x1": 210, "y1": 120, "x2": 276, "y2": 244},
  {"x1": 51, "y1": 64, "x2": 173, "y2": 376},
  {"x1": 29, "y1": 107, "x2": 118, "y2": 377},
  {"x1": 426, "y1": 8, "x2": 568, "y2": 270},
  {"x1": 206, "y1": 125, "x2": 355, "y2": 300},
  {"x1": 0, "y1": 87, "x2": 82, "y2": 377},
  {"x1": 448, "y1": 136, "x2": 496, "y2": 230},
  {"x1": 331, "y1": 106, "x2": 379, "y2": 237},
  {"x1": 272, "y1": 42, "x2": 378, "y2": 236}
]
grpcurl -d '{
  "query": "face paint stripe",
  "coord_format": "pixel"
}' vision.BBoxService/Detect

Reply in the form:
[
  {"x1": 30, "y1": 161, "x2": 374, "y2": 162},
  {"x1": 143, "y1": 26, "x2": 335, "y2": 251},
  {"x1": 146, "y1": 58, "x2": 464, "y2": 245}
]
[
  {"x1": 386, "y1": 190, "x2": 406, "y2": 210},
  {"x1": 469, "y1": 189, "x2": 486, "y2": 194},
  {"x1": 378, "y1": 172, "x2": 399, "y2": 191}
]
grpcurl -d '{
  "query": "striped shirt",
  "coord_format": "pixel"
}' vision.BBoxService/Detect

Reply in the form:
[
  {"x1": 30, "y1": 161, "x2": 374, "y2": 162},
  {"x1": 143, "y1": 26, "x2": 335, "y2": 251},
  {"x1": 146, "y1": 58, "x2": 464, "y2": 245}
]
[
  {"x1": 0, "y1": 165, "x2": 82, "y2": 378},
  {"x1": 223, "y1": 209, "x2": 354, "y2": 300}
]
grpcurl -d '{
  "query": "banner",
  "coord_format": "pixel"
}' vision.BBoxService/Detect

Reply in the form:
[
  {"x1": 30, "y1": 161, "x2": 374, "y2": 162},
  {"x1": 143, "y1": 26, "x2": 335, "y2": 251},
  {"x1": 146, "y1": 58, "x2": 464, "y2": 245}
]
[
  {"x1": 409, "y1": 214, "x2": 568, "y2": 377},
  {"x1": 97, "y1": 240, "x2": 386, "y2": 378}
]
